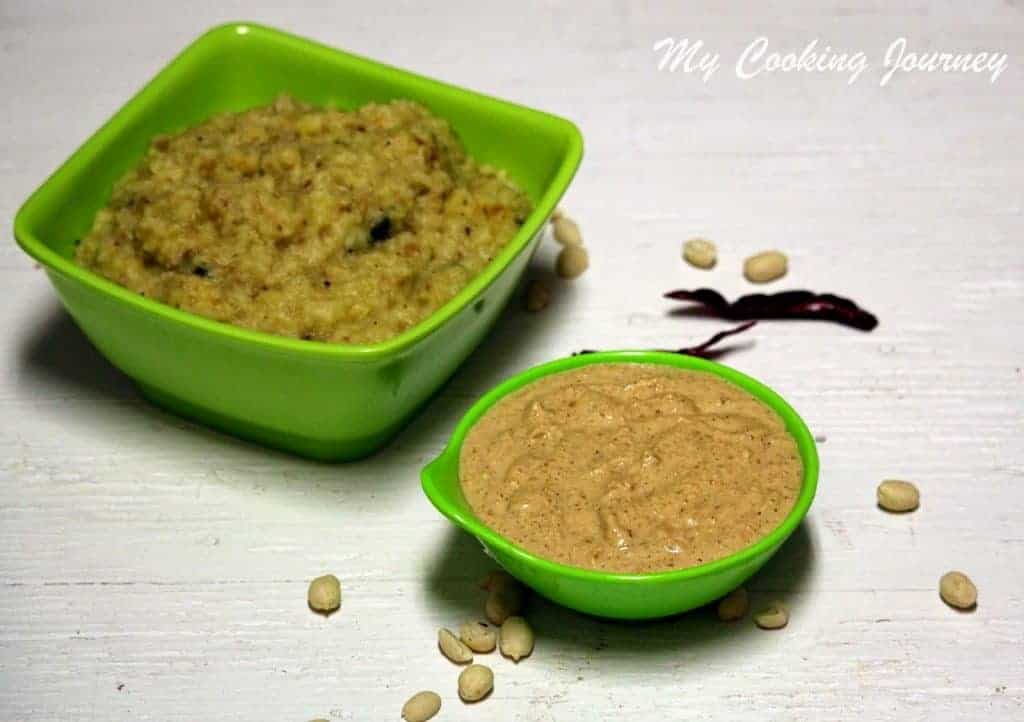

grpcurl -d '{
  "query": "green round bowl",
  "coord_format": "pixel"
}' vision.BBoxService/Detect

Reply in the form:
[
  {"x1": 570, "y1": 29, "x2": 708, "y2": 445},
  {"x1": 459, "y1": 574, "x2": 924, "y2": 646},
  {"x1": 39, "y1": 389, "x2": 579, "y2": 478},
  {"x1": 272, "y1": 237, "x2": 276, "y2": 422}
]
[{"x1": 421, "y1": 351, "x2": 819, "y2": 620}]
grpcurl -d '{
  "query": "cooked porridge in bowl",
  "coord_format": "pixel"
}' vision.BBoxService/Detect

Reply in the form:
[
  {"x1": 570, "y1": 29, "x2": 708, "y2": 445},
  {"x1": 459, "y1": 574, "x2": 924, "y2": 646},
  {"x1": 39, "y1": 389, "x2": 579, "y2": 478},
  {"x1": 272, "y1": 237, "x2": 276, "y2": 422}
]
[{"x1": 76, "y1": 95, "x2": 531, "y2": 344}]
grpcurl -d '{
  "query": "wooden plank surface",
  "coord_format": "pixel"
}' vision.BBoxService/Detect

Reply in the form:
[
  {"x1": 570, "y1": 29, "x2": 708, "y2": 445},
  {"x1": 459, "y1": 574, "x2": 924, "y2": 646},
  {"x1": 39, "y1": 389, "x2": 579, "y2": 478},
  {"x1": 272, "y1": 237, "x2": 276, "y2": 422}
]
[{"x1": 1, "y1": 1, "x2": 1021, "y2": 720}]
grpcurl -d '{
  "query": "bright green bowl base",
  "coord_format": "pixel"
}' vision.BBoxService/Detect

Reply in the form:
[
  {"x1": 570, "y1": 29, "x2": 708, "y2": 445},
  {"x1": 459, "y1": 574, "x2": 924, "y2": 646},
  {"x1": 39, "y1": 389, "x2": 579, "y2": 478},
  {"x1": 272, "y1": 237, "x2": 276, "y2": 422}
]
[
  {"x1": 490, "y1": 538, "x2": 781, "y2": 620},
  {"x1": 422, "y1": 352, "x2": 819, "y2": 620},
  {"x1": 135, "y1": 382, "x2": 393, "y2": 460}
]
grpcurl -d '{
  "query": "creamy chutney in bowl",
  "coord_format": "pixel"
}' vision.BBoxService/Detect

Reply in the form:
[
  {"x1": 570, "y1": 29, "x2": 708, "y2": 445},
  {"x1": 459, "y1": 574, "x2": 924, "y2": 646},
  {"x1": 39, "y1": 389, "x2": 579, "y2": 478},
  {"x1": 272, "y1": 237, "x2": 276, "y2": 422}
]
[
  {"x1": 422, "y1": 352, "x2": 818, "y2": 618},
  {"x1": 459, "y1": 363, "x2": 803, "y2": 574}
]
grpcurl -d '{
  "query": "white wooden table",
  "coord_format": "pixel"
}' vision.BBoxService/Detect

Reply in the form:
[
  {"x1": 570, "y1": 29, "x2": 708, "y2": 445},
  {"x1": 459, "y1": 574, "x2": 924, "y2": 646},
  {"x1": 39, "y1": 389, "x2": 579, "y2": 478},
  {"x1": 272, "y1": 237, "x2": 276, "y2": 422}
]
[{"x1": 2, "y1": 2, "x2": 1022, "y2": 720}]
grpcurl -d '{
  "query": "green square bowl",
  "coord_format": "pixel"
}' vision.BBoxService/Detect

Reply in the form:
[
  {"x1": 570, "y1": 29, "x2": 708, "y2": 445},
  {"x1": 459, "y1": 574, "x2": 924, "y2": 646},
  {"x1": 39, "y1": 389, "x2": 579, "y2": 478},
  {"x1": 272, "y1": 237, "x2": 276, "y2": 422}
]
[
  {"x1": 421, "y1": 352, "x2": 819, "y2": 620},
  {"x1": 13, "y1": 22, "x2": 583, "y2": 460}
]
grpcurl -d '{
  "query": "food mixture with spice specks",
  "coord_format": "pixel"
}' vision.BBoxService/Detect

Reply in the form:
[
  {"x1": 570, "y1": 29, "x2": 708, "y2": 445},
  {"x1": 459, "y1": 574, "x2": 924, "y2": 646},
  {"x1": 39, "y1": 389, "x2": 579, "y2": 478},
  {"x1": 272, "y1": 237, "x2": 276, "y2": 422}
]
[
  {"x1": 460, "y1": 363, "x2": 803, "y2": 573},
  {"x1": 76, "y1": 95, "x2": 531, "y2": 344}
]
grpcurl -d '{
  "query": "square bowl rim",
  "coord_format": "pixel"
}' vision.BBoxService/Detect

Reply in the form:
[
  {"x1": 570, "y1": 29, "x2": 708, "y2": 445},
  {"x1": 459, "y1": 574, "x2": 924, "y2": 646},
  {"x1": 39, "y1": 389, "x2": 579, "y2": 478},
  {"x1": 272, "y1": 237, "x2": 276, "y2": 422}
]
[
  {"x1": 420, "y1": 350, "x2": 820, "y2": 585},
  {"x1": 13, "y1": 21, "x2": 584, "y2": 362}
]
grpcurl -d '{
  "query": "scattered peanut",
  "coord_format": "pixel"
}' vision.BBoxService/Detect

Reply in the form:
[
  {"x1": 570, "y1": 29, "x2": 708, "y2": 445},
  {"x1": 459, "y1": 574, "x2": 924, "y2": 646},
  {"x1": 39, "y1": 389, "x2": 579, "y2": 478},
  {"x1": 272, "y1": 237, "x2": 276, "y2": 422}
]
[
  {"x1": 552, "y1": 216, "x2": 583, "y2": 246},
  {"x1": 551, "y1": 206, "x2": 565, "y2": 221},
  {"x1": 401, "y1": 691, "x2": 442, "y2": 722},
  {"x1": 306, "y1": 574, "x2": 341, "y2": 615},
  {"x1": 459, "y1": 621, "x2": 498, "y2": 653},
  {"x1": 485, "y1": 582, "x2": 524, "y2": 625},
  {"x1": 939, "y1": 571, "x2": 977, "y2": 610},
  {"x1": 438, "y1": 627, "x2": 473, "y2": 664},
  {"x1": 743, "y1": 250, "x2": 788, "y2": 283},
  {"x1": 479, "y1": 570, "x2": 514, "y2": 592},
  {"x1": 682, "y1": 238, "x2": 718, "y2": 269},
  {"x1": 876, "y1": 480, "x2": 920, "y2": 512},
  {"x1": 556, "y1": 245, "x2": 589, "y2": 279},
  {"x1": 499, "y1": 616, "x2": 535, "y2": 662},
  {"x1": 457, "y1": 664, "x2": 494, "y2": 703},
  {"x1": 753, "y1": 601, "x2": 789, "y2": 629},
  {"x1": 524, "y1": 280, "x2": 551, "y2": 312},
  {"x1": 716, "y1": 587, "x2": 749, "y2": 622}
]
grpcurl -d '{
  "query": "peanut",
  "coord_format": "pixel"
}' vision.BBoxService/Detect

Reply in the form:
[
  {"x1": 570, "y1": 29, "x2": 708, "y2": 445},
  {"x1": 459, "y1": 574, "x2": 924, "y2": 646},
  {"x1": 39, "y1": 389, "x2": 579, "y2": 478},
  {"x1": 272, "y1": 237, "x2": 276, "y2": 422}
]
[
  {"x1": 479, "y1": 570, "x2": 514, "y2": 592},
  {"x1": 939, "y1": 571, "x2": 977, "y2": 610},
  {"x1": 753, "y1": 601, "x2": 789, "y2": 630},
  {"x1": 485, "y1": 583, "x2": 523, "y2": 625},
  {"x1": 524, "y1": 280, "x2": 551, "y2": 312},
  {"x1": 556, "y1": 245, "x2": 589, "y2": 279},
  {"x1": 401, "y1": 691, "x2": 441, "y2": 722},
  {"x1": 876, "y1": 480, "x2": 920, "y2": 512},
  {"x1": 438, "y1": 627, "x2": 473, "y2": 664},
  {"x1": 459, "y1": 621, "x2": 497, "y2": 653},
  {"x1": 682, "y1": 238, "x2": 717, "y2": 269},
  {"x1": 306, "y1": 574, "x2": 341, "y2": 615},
  {"x1": 716, "y1": 587, "x2": 749, "y2": 622},
  {"x1": 457, "y1": 664, "x2": 494, "y2": 703},
  {"x1": 743, "y1": 250, "x2": 788, "y2": 283},
  {"x1": 499, "y1": 616, "x2": 534, "y2": 662},
  {"x1": 552, "y1": 216, "x2": 583, "y2": 246}
]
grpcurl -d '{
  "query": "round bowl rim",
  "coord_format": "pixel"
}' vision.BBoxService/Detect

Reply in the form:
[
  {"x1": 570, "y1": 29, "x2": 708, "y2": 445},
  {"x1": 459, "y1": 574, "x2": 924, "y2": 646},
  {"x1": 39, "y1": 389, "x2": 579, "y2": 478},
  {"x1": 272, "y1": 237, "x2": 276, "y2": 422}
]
[{"x1": 420, "y1": 350, "x2": 819, "y2": 587}]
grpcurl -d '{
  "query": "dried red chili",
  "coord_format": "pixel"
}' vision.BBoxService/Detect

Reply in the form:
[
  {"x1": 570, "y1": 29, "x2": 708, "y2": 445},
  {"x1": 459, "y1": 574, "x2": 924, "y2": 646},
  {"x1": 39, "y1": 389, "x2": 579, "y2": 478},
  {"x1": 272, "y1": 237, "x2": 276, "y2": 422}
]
[
  {"x1": 672, "y1": 320, "x2": 757, "y2": 357},
  {"x1": 664, "y1": 288, "x2": 878, "y2": 331},
  {"x1": 576, "y1": 321, "x2": 757, "y2": 359}
]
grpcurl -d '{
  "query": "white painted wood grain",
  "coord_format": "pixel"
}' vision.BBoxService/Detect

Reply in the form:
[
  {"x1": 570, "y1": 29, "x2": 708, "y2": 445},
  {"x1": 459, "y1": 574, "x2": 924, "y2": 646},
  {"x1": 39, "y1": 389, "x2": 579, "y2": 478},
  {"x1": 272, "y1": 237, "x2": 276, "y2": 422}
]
[{"x1": 1, "y1": 1, "x2": 1022, "y2": 720}]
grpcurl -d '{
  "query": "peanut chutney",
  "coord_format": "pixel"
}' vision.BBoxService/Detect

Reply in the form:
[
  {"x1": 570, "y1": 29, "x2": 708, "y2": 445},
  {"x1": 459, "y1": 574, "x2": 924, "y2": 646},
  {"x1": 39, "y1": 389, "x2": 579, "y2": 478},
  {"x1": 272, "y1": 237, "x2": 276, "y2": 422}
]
[
  {"x1": 459, "y1": 363, "x2": 803, "y2": 574},
  {"x1": 76, "y1": 95, "x2": 531, "y2": 344}
]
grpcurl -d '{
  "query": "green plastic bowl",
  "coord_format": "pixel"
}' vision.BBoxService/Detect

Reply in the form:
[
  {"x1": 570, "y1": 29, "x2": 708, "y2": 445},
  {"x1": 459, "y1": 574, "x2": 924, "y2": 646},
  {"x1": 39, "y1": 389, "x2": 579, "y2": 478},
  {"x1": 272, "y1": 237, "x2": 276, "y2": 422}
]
[
  {"x1": 13, "y1": 22, "x2": 583, "y2": 460},
  {"x1": 421, "y1": 351, "x2": 819, "y2": 620}
]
